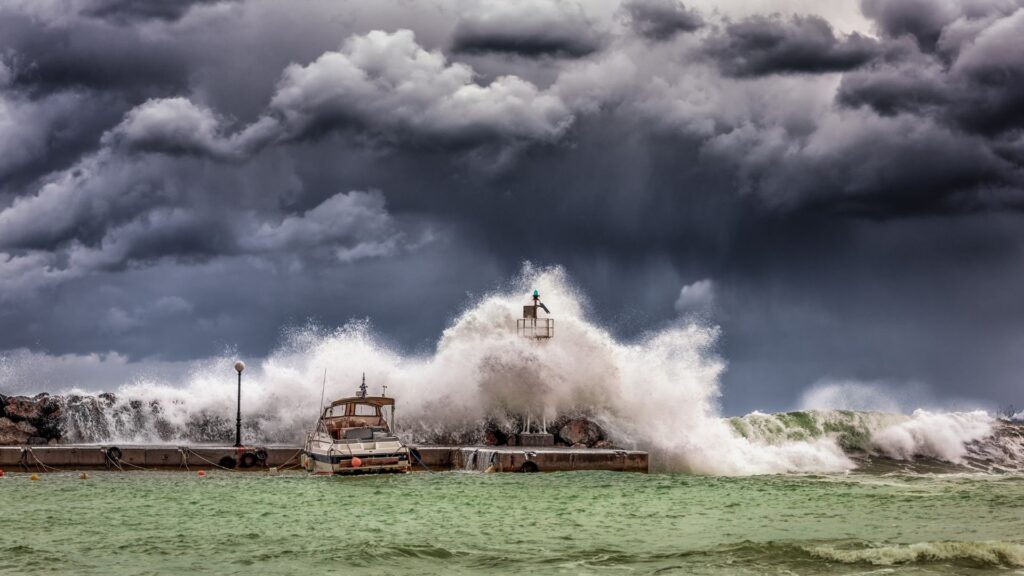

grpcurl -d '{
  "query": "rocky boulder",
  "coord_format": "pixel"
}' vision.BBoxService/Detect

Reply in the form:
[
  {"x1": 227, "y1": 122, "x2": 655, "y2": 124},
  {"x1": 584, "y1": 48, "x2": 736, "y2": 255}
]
[
  {"x1": 0, "y1": 417, "x2": 37, "y2": 444},
  {"x1": 557, "y1": 418, "x2": 605, "y2": 447},
  {"x1": 0, "y1": 393, "x2": 65, "y2": 445}
]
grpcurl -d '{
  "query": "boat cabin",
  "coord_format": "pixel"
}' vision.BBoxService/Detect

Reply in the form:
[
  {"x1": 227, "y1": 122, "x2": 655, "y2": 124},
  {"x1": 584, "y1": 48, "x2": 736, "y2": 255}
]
[{"x1": 322, "y1": 396, "x2": 396, "y2": 441}]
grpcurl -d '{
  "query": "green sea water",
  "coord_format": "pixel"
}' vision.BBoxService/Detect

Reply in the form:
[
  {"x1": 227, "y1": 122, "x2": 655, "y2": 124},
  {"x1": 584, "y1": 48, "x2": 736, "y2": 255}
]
[{"x1": 2, "y1": 470, "x2": 1023, "y2": 575}]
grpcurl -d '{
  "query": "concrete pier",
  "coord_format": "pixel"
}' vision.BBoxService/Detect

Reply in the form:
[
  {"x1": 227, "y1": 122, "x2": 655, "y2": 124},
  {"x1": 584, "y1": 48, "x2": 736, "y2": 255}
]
[
  {"x1": 1, "y1": 444, "x2": 648, "y2": 473},
  {"x1": 413, "y1": 446, "x2": 648, "y2": 473}
]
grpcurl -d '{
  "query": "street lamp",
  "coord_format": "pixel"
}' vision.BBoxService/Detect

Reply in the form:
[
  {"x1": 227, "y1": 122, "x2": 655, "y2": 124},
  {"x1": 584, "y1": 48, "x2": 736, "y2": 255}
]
[{"x1": 234, "y1": 360, "x2": 245, "y2": 448}]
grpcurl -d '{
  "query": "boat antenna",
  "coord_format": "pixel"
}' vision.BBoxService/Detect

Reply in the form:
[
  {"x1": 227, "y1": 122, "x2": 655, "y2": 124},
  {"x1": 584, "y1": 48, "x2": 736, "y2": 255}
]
[
  {"x1": 382, "y1": 382, "x2": 388, "y2": 397},
  {"x1": 358, "y1": 372, "x2": 368, "y2": 398},
  {"x1": 312, "y1": 368, "x2": 328, "y2": 434},
  {"x1": 318, "y1": 368, "x2": 327, "y2": 417}
]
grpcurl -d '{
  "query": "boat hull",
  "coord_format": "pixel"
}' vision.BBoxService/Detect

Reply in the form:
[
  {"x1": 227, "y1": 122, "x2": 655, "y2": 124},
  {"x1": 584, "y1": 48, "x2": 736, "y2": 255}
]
[{"x1": 301, "y1": 447, "x2": 411, "y2": 475}]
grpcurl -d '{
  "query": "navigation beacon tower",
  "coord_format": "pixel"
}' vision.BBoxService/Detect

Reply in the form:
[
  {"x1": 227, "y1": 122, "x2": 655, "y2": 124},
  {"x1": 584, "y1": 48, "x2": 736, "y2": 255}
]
[{"x1": 516, "y1": 290, "x2": 555, "y2": 445}]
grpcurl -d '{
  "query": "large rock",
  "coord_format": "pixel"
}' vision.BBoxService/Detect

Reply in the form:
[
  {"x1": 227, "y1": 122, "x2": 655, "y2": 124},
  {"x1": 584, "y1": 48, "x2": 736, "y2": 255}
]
[
  {"x1": 0, "y1": 417, "x2": 35, "y2": 444},
  {"x1": 0, "y1": 394, "x2": 65, "y2": 445},
  {"x1": 558, "y1": 418, "x2": 605, "y2": 447},
  {"x1": 4, "y1": 395, "x2": 44, "y2": 421}
]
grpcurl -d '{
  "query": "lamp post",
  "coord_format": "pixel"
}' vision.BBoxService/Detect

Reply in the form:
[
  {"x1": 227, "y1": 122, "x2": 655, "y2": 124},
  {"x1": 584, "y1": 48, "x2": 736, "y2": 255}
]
[{"x1": 234, "y1": 360, "x2": 245, "y2": 448}]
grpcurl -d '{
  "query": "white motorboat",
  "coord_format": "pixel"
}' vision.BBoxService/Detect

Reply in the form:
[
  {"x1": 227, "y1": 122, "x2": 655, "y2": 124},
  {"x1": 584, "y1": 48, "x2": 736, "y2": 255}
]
[{"x1": 300, "y1": 375, "x2": 411, "y2": 475}]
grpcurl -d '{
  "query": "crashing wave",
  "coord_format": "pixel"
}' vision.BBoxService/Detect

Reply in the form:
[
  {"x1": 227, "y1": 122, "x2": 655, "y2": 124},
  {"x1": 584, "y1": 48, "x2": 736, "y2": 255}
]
[
  {"x1": 7, "y1": 265, "x2": 1023, "y2": 475},
  {"x1": 807, "y1": 541, "x2": 1024, "y2": 567},
  {"x1": 729, "y1": 409, "x2": 1024, "y2": 472}
]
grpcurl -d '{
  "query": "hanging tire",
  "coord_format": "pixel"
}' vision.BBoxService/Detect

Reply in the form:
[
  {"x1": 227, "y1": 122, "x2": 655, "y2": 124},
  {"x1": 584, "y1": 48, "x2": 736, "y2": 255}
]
[
  {"x1": 219, "y1": 455, "x2": 237, "y2": 469},
  {"x1": 254, "y1": 448, "x2": 268, "y2": 462},
  {"x1": 106, "y1": 447, "x2": 123, "y2": 462},
  {"x1": 520, "y1": 461, "x2": 540, "y2": 473},
  {"x1": 240, "y1": 452, "x2": 257, "y2": 468}
]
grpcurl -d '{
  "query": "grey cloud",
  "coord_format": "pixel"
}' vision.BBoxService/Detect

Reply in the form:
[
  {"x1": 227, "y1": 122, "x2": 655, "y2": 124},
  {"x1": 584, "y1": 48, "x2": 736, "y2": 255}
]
[
  {"x1": 102, "y1": 297, "x2": 193, "y2": 334},
  {"x1": 621, "y1": 0, "x2": 703, "y2": 41},
  {"x1": 947, "y1": 8, "x2": 1024, "y2": 134},
  {"x1": 706, "y1": 112, "x2": 1021, "y2": 215},
  {"x1": 451, "y1": 0, "x2": 604, "y2": 58},
  {"x1": 0, "y1": 152, "x2": 178, "y2": 250},
  {"x1": 838, "y1": 9, "x2": 1024, "y2": 136},
  {"x1": 0, "y1": 12, "x2": 189, "y2": 95},
  {"x1": 105, "y1": 30, "x2": 576, "y2": 160},
  {"x1": 861, "y1": 0, "x2": 961, "y2": 50},
  {"x1": 837, "y1": 59, "x2": 951, "y2": 117},
  {"x1": 102, "y1": 97, "x2": 245, "y2": 160},
  {"x1": 0, "y1": 251, "x2": 74, "y2": 303},
  {"x1": 65, "y1": 207, "x2": 231, "y2": 273},
  {"x1": 237, "y1": 190, "x2": 411, "y2": 262},
  {"x1": 264, "y1": 29, "x2": 574, "y2": 148},
  {"x1": 706, "y1": 14, "x2": 882, "y2": 77}
]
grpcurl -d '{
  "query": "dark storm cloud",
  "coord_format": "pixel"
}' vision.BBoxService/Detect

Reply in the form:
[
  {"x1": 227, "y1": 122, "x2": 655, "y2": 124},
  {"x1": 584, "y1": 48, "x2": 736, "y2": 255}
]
[
  {"x1": 0, "y1": 12, "x2": 189, "y2": 95},
  {"x1": 80, "y1": 0, "x2": 231, "y2": 24},
  {"x1": 836, "y1": 59, "x2": 950, "y2": 117},
  {"x1": 621, "y1": 0, "x2": 704, "y2": 41},
  {"x1": 860, "y1": 0, "x2": 962, "y2": 51},
  {"x1": 3, "y1": 0, "x2": 1024, "y2": 413},
  {"x1": 705, "y1": 14, "x2": 882, "y2": 76},
  {"x1": 839, "y1": 8, "x2": 1024, "y2": 136},
  {"x1": 451, "y1": 0, "x2": 604, "y2": 58}
]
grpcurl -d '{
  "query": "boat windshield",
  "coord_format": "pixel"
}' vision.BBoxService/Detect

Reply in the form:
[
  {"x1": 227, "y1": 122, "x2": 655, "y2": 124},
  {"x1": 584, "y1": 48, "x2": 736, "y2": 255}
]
[{"x1": 354, "y1": 404, "x2": 377, "y2": 416}]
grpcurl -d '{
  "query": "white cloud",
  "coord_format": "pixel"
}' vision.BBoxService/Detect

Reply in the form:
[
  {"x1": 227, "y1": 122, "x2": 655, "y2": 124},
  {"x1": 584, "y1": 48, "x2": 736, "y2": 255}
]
[
  {"x1": 102, "y1": 97, "x2": 242, "y2": 159},
  {"x1": 260, "y1": 29, "x2": 574, "y2": 148},
  {"x1": 674, "y1": 278, "x2": 715, "y2": 315},
  {"x1": 239, "y1": 190, "x2": 407, "y2": 263}
]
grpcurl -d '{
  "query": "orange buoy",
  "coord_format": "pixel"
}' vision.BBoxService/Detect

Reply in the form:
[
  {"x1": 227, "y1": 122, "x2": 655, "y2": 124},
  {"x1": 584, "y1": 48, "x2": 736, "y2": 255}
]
[
  {"x1": 197, "y1": 470, "x2": 207, "y2": 477},
  {"x1": 351, "y1": 457, "x2": 362, "y2": 468},
  {"x1": 30, "y1": 473, "x2": 40, "y2": 481}
]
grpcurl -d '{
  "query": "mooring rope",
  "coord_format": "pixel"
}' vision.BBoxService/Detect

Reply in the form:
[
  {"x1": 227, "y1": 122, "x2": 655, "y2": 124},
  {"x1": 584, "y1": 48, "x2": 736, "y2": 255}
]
[
  {"x1": 24, "y1": 447, "x2": 62, "y2": 473},
  {"x1": 409, "y1": 448, "x2": 435, "y2": 474},
  {"x1": 183, "y1": 448, "x2": 240, "y2": 472},
  {"x1": 274, "y1": 448, "x2": 304, "y2": 471},
  {"x1": 116, "y1": 458, "x2": 149, "y2": 471}
]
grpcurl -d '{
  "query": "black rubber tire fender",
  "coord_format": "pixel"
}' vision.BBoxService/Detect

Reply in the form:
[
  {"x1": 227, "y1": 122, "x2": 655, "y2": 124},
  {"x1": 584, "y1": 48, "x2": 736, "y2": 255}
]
[
  {"x1": 254, "y1": 448, "x2": 268, "y2": 462},
  {"x1": 520, "y1": 461, "x2": 540, "y2": 473},
  {"x1": 239, "y1": 452, "x2": 258, "y2": 468},
  {"x1": 106, "y1": 446, "x2": 123, "y2": 461},
  {"x1": 219, "y1": 455, "x2": 237, "y2": 469}
]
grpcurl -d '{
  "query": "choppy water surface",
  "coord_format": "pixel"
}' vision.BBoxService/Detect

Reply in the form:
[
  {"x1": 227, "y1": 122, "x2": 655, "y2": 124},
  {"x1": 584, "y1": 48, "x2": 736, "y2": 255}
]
[{"x1": 3, "y1": 470, "x2": 1023, "y2": 575}]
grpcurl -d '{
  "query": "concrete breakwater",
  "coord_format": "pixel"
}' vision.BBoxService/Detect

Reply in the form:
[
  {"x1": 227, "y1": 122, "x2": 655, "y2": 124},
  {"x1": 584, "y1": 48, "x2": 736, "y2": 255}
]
[{"x1": 0, "y1": 445, "x2": 648, "y2": 473}]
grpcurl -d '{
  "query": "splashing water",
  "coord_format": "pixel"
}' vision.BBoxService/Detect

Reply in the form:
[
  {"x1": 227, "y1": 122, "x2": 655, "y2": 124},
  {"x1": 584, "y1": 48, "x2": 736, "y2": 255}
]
[{"x1": 44, "y1": 265, "x2": 1016, "y2": 474}]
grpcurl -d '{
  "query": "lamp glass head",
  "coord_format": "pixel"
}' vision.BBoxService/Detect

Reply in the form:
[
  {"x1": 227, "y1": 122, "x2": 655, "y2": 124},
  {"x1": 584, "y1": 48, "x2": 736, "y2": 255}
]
[{"x1": 234, "y1": 361, "x2": 245, "y2": 373}]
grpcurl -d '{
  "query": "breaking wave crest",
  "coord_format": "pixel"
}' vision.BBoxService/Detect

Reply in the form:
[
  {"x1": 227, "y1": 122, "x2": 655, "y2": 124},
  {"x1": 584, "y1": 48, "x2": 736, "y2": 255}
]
[
  {"x1": 43, "y1": 265, "x2": 1024, "y2": 474},
  {"x1": 730, "y1": 410, "x2": 1024, "y2": 472},
  {"x1": 807, "y1": 541, "x2": 1024, "y2": 567}
]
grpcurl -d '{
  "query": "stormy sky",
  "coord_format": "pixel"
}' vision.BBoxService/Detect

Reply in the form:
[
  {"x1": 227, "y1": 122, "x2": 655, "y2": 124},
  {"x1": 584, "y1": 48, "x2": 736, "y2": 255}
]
[{"x1": 1, "y1": 0, "x2": 1023, "y2": 414}]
